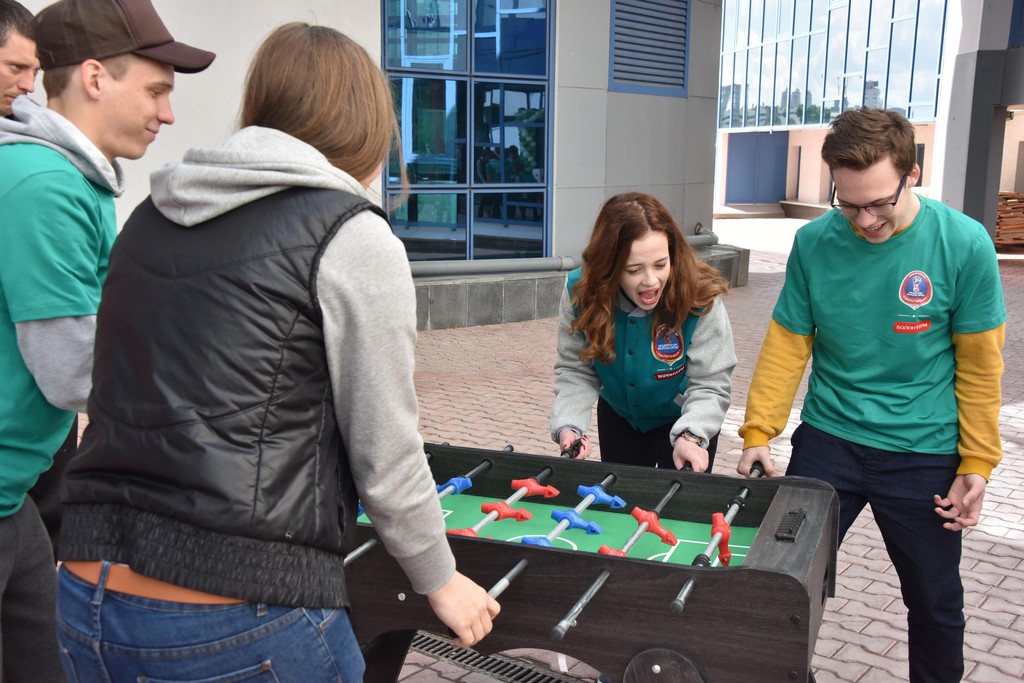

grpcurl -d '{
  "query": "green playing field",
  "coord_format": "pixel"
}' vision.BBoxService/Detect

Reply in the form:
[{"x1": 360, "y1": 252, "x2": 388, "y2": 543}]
[{"x1": 362, "y1": 492, "x2": 759, "y2": 567}]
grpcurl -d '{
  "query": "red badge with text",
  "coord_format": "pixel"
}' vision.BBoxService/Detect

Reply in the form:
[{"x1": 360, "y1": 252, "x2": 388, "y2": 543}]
[{"x1": 893, "y1": 320, "x2": 931, "y2": 334}]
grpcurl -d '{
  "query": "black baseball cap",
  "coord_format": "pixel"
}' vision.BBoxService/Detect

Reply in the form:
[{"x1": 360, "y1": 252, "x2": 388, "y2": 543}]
[{"x1": 33, "y1": 0, "x2": 215, "y2": 73}]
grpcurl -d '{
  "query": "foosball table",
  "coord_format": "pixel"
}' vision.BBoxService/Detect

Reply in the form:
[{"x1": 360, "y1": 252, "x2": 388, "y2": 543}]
[{"x1": 347, "y1": 442, "x2": 839, "y2": 683}]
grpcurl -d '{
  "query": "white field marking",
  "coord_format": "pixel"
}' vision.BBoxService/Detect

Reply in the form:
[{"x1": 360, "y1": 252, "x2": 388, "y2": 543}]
[
  {"x1": 646, "y1": 539, "x2": 751, "y2": 564},
  {"x1": 506, "y1": 535, "x2": 581, "y2": 551}
]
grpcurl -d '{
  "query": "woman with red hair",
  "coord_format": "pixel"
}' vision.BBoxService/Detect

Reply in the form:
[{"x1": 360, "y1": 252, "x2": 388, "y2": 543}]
[{"x1": 550, "y1": 192, "x2": 736, "y2": 472}]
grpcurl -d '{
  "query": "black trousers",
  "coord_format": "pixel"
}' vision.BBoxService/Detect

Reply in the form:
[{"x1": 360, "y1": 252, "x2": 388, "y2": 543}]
[
  {"x1": 787, "y1": 423, "x2": 964, "y2": 683},
  {"x1": 27, "y1": 415, "x2": 77, "y2": 556},
  {"x1": 0, "y1": 496, "x2": 63, "y2": 683},
  {"x1": 596, "y1": 397, "x2": 718, "y2": 470}
]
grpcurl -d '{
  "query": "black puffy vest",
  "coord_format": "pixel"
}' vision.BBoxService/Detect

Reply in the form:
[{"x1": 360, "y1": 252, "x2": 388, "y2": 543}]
[{"x1": 60, "y1": 188, "x2": 386, "y2": 606}]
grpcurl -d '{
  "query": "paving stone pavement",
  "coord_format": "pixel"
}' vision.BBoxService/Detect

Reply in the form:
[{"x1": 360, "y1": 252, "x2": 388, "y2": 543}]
[{"x1": 400, "y1": 218, "x2": 1024, "y2": 683}]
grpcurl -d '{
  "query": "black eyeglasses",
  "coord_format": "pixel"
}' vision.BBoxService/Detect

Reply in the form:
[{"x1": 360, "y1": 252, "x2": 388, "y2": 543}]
[{"x1": 830, "y1": 174, "x2": 908, "y2": 218}]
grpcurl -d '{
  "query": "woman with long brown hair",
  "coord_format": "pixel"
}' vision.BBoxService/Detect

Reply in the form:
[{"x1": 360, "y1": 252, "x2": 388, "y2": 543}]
[
  {"x1": 55, "y1": 23, "x2": 498, "y2": 681},
  {"x1": 551, "y1": 192, "x2": 736, "y2": 471}
]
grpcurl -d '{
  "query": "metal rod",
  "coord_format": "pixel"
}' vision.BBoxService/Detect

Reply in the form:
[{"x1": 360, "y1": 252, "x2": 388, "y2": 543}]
[
  {"x1": 552, "y1": 481, "x2": 682, "y2": 639},
  {"x1": 488, "y1": 473, "x2": 617, "y2": 599},
  {"x1": 670, "y1": 465, "x2": 764, "y2": 613}
]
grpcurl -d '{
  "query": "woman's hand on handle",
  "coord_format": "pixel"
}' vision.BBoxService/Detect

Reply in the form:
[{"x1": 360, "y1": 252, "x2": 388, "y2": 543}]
[
  {"x1": 426, "y1": 570, "x2": 501, "y2": 648},
  {"x1": 672, "y1": 438, "x2": 709, "y2": 472},
  {"x1": 557, "y1": 430, "x2": 591, "y2": 459}
]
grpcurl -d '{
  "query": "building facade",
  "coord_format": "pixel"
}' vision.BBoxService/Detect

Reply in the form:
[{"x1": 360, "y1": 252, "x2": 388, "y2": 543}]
[
  {"x1": 18, "y1": 0, "x2": 736, "y2": 327},
  {"x1": 19, "y1": 0, "x2": 728, "y2": 268},
  {"x1": 716, "y1": 0, "x2": 1024, "y2": 235}
]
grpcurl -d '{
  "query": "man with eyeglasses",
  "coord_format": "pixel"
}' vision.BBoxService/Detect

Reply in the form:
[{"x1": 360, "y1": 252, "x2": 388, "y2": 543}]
[{"x1": 737, "y1": 107, "x2": 1005, "y2": 683}]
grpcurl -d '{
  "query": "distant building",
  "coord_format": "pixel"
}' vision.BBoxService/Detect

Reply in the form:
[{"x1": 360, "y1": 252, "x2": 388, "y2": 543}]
[{"x1": 715, "y1": 0, "x2": 1024, "y2": 235}]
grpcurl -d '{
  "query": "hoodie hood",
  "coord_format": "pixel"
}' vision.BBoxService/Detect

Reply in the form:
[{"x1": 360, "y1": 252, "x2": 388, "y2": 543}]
[
  {"x1": 151, "y1": 126, "x2": 372, "y2": 227},
  {"x1": 0, "y1": 97, "x2": 125, "y2": 196}
]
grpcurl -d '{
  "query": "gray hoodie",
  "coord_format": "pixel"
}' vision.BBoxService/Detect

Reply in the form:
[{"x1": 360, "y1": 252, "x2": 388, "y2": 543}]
[
  {"x1": 0, "y1": 97, "x2": 124, "y2": 196},
  {"x1": 150, "y1": 126, "x2": 455, "y2": 595}
]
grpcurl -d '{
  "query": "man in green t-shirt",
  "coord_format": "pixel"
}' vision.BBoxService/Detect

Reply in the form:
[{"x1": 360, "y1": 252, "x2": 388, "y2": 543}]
[
  {"x1": 0, "y1": 1, "x2": 213, "y2": 680},
  {"x1": 738, "y1": 108, "x2": 1006, "y2": 683}
]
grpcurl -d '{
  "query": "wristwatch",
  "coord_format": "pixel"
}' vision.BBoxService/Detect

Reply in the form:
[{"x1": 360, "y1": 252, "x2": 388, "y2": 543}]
[{"x1": 679, "y1": 430, "x2": 703, "y2": 446}]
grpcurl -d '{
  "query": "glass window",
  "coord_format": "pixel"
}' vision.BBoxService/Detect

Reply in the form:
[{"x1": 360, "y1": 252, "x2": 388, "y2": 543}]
[
  {"x1": 790, "y1": 35, "x2": 808, "y2": 123},
  {"x1": 763, "y1": 0, "x2": 780, "y2": 41},
  {"x1": 842, "y1": 75, "x2": 864, "y2": 111},
  {"x1": 886, "y1": 17, "x2": 914, "y2": 117},
  {"x1": 732, "y1": 50, "x2": 748, "y2": 127},
  {"x1": 864, "y1": 48, "x2": 887, "y2": 108},
  {"x1": 750, "y1": 0, "x2": 765, "y2": 44},
  {"x1": 472, "y1": 191, "x2": 544, "y2": 258},
  {"x1": 389, "y1": 77, "x2": 468, "y2": 185},
  {"x1": 760, "y1": 42, "x2": 776, "y2": 125},
  {"x1": 910, "y1": 0, "x2": 945, "y2": 118},
  {"x1": 474, "y1": 0, "x2": 547, "y2": 75},
  {"x1": 746, "y1": 47, "x2": 762, "y2": 126},
  {"x1": 774, "y1": 40, "x2": 791, "y2": 124},
  {"x1": 385, "y1": 0, "x2": 550, "y2": 262},
  {"x1": 720, "y1": 53, "x2": 735, "y2": 126},
  {"x1": 794, "y1": 0, "x2": 812, "y2": 34},
  {"x1": 806, "y1": 31, "x2": 826, "y2": 123},
  {"x1": 893, "y1": 0, "x2": 917, "y2": 18},
  {"x1": 472, "y1": 82, "x2": 546, "y2": 184},
  {"x1": 845, "y1": 3, "x2": 867, "y2": 77},
  {"x1": 385, "y1": 0, "x2": 468, "y2": 71},
  {"x1": 867, "y1": 0, "x2": 893, "y2": 48},
  {"x1": 778, "y1": 0, "x2": 796, "y2": 37},
  {"x1": 723, "y1": 0, "x2": 739, "y2": 50},
  {"x1": 824, "y1": 8, "x2": 847, "y2": 120},
  {"x1": 736, "y1": 0, "x2": 750, "y2": 47},
  {"x1": 810, "y1": 0, "x2": 828, "y2": 32},
  {"x1": 390, "y1": 192, "x2": 468, "y2": 260}
]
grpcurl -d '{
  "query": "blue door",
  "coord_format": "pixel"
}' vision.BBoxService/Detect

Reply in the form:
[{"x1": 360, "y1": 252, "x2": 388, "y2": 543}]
[{"x1": 725, "y1": 131, "x2": 789, "y2": 204}]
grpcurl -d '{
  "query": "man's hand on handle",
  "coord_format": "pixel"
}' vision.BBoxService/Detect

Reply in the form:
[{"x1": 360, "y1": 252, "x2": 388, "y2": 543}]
[{"x1": 738, "y1": 446, "x2": 777, "y2": 478}]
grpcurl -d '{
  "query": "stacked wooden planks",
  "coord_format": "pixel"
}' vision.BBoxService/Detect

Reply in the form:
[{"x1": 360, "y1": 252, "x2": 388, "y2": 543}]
[{"x1": 996, "y1": 192, "x2": 1024, "y2": 247}]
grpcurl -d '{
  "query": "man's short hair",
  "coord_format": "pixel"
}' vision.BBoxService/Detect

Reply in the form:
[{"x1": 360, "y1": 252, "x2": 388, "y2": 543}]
[
  {"x1": 42, "y1": 52, "x2": 131, "y2": 100},
  {"x1": 821, "y1": 108, "x2": 917, "y2": 176},
  {"x1": 0, "y1": 0, "x2": 34, "y2": 46},
  {"x1": 32, "y1": 0, "x2": 213, "y2": 73}
]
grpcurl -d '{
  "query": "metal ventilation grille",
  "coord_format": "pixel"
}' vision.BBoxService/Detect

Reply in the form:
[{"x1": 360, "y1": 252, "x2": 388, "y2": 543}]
[
  {"x1": 610, "y1": 0, "x2": 689, "y2": 97},
  {"x1": 411, "y1": 632, "x2": 591, "y2": 683}
]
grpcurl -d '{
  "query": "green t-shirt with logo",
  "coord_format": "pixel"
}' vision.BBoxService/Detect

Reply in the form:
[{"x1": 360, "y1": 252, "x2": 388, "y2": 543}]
[
  {"x1": 772, "y1": 197, "x2": 1006, "y2": 454},
  {"x1": 0, "y1": 143, "x2": 116, "y2": 517}
]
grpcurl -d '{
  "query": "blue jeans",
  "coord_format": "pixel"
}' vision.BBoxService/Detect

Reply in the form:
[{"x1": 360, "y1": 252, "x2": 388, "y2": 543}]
[
  {"x1": 788, "y1": 423, "x2": 964, "y2": 683},
  {"x1": 57, "y1": 563, "x2": 365, "y2": 683}
]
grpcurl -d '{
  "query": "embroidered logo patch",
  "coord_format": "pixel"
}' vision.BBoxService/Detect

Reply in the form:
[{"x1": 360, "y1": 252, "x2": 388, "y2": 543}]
[
  {"x1": 899, "y1": 270, "x2": 932, "y2": 310},
  {"x1": 652, "y1": 325, "x2": 684, "y2": 363}
]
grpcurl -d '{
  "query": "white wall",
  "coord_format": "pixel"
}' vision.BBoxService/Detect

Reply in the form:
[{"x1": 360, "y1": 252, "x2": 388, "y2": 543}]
[
  {"x1": 551, "y1": 0, "x2": 723, "y2": 258},
  {"x1": 1002, "y1": 112, "x2": 1024, "y2": 192},
  {"x1": 20, "y1": 0, "x2": 381, "y2": 226}
]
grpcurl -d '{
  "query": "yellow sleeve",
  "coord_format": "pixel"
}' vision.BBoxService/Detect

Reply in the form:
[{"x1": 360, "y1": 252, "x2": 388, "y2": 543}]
[
  {"x1": 952, "y1": 324, "x2": 1005, "y2": 480},
  {"x1": 739, "y1": 320, "x2": 813, "y2": 449}
]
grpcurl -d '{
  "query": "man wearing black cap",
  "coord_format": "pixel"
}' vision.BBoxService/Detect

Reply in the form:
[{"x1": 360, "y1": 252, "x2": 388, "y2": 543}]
[{"x1": 0, "y1": 2, "x2": 213, "y2": 680}]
